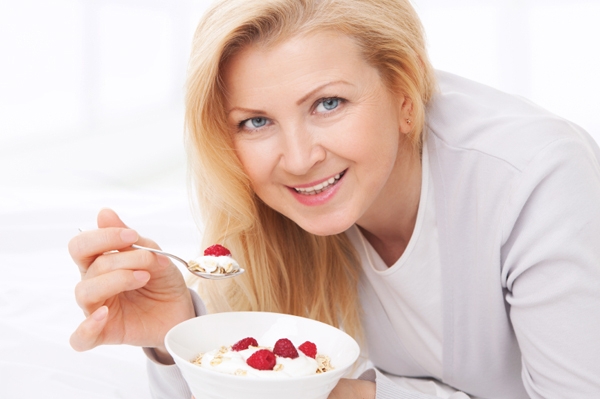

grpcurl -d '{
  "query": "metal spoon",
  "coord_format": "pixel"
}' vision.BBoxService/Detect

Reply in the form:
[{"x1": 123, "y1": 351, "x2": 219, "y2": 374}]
[
  {"x1": 77, "y1": 229, "x2": 243, "y2": 280},
  {"x1": 131, "y1": 244, "x2": 245, "y2": 280}
]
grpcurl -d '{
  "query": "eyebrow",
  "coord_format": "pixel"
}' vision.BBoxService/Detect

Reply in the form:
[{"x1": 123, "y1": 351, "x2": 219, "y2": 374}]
[
  {"x1": 226, "y1": 80, "x2": 353, "y2": 116},
  {"x1": 295, "y1": 80, "x2": 352, "y2": 105}
]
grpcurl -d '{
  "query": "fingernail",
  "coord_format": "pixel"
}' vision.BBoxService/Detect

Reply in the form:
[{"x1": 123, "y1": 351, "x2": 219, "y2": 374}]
[
  {"x1": 133, "y1": 270, "x2": 150, "y2": 282},
  {"x1": 92, "y1": 306, "x2": 108, "y2": 321},
  {"x1": 120, "y1": 229, "x2": 138, "y2": 243},
  {"x1": 156, "y1": 254, "x2": 170, "y2": 268}
]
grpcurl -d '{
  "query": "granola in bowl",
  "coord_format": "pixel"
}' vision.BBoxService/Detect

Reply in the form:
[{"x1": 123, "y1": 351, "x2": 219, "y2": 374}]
[{"x1": 191, "y1": 337, "x2": 334, "y2": 378}]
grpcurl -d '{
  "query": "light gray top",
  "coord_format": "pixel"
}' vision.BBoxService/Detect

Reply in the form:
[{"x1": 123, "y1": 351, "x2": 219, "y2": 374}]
[
  {"x1": 145, "y1": 71, "x2": 600, "y2": 398},
  {"x1": 348, "y1": 138, "x2": 444, "y2": 380}
]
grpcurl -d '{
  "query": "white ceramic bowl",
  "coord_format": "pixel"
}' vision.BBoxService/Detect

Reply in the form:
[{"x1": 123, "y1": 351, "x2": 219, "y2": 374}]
[{"x1": 165, "y1": 311, "x2": 360, "y2": 399}]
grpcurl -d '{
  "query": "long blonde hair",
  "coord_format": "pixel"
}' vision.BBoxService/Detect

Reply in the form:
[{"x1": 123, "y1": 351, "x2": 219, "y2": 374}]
[{"x1": 185, "y1": 0, "x2": 436, "y2": 340}]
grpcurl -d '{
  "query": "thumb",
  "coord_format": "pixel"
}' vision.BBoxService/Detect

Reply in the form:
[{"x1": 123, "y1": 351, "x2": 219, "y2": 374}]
[{"x1": 97, "y1": 208, "x2": 128, "y2": 229}]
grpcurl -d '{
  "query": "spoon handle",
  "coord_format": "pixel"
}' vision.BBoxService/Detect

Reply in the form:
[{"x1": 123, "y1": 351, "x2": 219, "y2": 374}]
[{"x1": 131, "y1": 244, "x2": 188, "y2": 267}]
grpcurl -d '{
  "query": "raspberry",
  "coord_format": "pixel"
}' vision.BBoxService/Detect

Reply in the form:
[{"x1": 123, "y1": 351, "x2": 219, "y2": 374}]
[
  {"x1": 273, "y1": 338, "x2": 299, "y2": 359},
  {"x1": 298, "y1": 341, "x2": 317, "y2": 359},
  {"x1": 246, "y1": 349, "x2": 276, "y2": 370},
  {"x1": 231, "y1": 337, "x2": 258, "y2": 352},
  {"x1": 203, "y1": 244, "x2": 231, "y2": 257}
]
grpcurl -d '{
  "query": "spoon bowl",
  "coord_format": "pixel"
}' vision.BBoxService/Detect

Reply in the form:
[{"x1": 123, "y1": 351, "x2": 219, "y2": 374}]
[{"x1": 131, "y1": 244, "x2": 245, "y2": 280}]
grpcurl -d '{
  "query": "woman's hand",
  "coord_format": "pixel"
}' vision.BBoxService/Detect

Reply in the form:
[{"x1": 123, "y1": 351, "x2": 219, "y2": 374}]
[
  {"x1": 68, "y1": 208, "x2": 195, "y2": 360},
  {"x1": 328, "y1": 378, "x2": 376, "y2": 399}
]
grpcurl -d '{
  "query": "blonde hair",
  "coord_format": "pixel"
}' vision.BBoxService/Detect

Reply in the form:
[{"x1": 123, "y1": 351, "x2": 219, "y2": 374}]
[{"x1": 185, "y1": 0, "x2": 436, "y2": 340}]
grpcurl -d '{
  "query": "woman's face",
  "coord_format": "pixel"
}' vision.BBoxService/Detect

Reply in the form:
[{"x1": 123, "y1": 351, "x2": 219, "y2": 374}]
[{"x1": 222, "y1": 32, "x2": 411, "y2": 236}]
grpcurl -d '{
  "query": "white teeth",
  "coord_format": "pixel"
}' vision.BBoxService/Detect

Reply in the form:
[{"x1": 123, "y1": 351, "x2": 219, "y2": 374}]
[{"x1": 293, "y1": 171, "x2": 345, "y2": 194}]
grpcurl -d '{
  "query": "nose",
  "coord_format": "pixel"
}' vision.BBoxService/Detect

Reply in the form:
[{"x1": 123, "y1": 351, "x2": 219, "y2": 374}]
[{"x1": 278, "y1": 124, "x2": 326, "y2": 176}]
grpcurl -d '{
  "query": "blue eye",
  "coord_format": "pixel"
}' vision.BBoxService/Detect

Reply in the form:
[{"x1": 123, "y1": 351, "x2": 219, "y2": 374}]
[
  {"x1": 243, "y1": 117, "x2": 268, "y2": 129},
  {"x1": 316, "y1": 98, "x2": 340, "y2": 112},
  {"x1": 323, "y1": 99, "x2": 339, "y2": 110}
]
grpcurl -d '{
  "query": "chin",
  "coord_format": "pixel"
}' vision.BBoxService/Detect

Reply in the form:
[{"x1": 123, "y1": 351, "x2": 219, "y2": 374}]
[{"x1": 294, "y1": 216, "x2": 355, "y2": 237}]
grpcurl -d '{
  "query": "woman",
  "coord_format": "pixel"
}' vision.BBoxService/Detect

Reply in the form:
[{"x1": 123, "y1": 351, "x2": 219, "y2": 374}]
[{"x1": 68, "y1": 0, "x2": 600, "y2": 398}]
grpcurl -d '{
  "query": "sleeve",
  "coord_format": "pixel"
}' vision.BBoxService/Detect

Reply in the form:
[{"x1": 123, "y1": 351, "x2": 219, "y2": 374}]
[
  {"x1": 143, "y1": 288, "x2": 208, "y2": 399},
  {"x1": 500, "y1": 137, "x2": 600, "y2": 398},
  {"x1": 358, "y1": 369, "x2": 470, "y2": 399}
]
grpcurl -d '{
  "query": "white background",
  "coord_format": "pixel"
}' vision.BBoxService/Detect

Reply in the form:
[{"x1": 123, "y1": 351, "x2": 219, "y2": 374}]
[{"x1": 0, "y1": 1, "x2": 599, "y2": 398}]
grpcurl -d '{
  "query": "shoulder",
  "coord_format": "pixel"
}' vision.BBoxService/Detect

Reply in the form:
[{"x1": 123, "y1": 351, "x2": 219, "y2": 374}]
[{"x1": 426, "y1": 70, "x2": 598, "y2": 172}]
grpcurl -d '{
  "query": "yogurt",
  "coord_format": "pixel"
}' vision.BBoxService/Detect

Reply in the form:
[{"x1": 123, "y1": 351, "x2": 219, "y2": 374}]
[
  {"x1": 188, "y1": 255, "x2": 240, "y2": 275},
  {"x1": 191, "y1": 339, "x2": 334, "y2": 378},
  {"x1": 195, "y1": 345, "x2": 319, "y2": 378}
]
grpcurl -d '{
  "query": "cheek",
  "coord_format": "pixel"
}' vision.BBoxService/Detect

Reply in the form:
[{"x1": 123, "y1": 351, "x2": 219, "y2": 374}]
[
  {"x1": 233, "y1": 139, "x2": 276, "y2": 191},
  {"x1": 330, "y1": 110, "x2": 400, "y2": 166}
]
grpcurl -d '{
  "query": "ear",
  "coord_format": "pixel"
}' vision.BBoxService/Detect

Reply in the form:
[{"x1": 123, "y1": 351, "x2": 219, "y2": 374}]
[{"x1": 398, "y1": 96, "x2": 414, "y2": 135}]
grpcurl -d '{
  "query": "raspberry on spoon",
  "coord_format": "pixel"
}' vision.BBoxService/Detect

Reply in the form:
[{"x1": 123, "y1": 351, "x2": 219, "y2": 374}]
[{"x1": 204, "y1": 244, "x2": 232, "y2": 257}]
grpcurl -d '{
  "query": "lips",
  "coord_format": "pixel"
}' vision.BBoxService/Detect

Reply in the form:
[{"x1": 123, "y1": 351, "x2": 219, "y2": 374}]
[
  {"x1": 291, "y1": 170, "x2": 346, "y2": 195},
  {"x1": 287, "y1": 169, "x2": 347, "y2": 207}
]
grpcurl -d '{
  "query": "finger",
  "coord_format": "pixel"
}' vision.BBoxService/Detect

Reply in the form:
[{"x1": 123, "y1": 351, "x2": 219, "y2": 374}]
[
  {"x1": 69, "y1": 306, "x2": 109, "y2": 352},
  {"x1": 85, "y1": 247, "x2": 170, "y2": 280},
  {"x1": 97, "y1": 208, "x2": 128, "y2": 229},
  {"x1": 75, "y1": 269, "x2": 151, "y2": 314},
  {"x1": 68, "y1": 227, "x2": 140, "y2": 273},
  {"x1": 97, "y1": 208, "x2": 159, "y2": 249}
]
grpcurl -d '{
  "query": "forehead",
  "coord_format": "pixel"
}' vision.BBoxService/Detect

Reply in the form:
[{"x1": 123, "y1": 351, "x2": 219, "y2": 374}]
[{"x1": 221, "y1": 32, "x2": 379, "y2": 104}]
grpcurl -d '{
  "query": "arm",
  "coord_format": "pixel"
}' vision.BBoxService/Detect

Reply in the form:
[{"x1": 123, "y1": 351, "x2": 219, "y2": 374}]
[
  {"x1": 144, "y1": 289, "x2": 208, "y2": 399},
  {"x1": 346, "y1": 369, "x2": 468, "y2": 399},
  {"x1": 148, "y1": 294, "x2": 466, "y2": 399},
  {"x1": 330, "y1": 353, "x2": 469, "y2": 399},
  {"x1": 501, "y1": 138, "x2": 600, "y2": 397}
]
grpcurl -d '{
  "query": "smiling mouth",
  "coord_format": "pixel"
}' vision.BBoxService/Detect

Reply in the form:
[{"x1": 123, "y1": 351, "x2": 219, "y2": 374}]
[{"x1": 292, "y1": 170, "x2": 346, "y2": 195}]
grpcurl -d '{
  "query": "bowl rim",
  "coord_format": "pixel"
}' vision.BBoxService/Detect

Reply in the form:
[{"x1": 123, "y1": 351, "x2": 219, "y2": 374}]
[{"x1": 164, "y1": 311, "x2": 361, "y2": 381}]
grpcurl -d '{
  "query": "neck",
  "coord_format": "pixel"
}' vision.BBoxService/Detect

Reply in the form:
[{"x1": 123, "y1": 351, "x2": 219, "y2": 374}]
[{"x1": 356, "y1": 141, "x2": 422, "y2": 267}]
